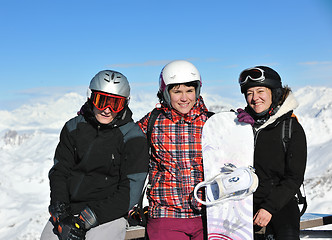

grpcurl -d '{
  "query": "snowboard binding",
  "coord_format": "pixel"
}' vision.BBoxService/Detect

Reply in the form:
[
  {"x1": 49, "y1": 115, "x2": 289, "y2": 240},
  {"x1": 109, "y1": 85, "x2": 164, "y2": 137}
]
[{"x1": 194, "y1": 163, "x2": 259, "y2": 206}]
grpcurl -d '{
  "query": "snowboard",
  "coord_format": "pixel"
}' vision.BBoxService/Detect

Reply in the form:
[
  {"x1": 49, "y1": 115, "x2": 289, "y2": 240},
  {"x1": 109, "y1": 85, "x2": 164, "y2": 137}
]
[{"x1": 201, "y1": 111, "x2": 255, "y2": 240}]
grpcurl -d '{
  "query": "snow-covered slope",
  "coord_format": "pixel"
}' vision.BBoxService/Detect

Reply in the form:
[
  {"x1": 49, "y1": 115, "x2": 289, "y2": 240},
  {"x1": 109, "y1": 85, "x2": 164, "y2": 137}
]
[
  {"x1": 294, "y1": 87, "x2": 332, "y2": 215},
  {"x1": 0, "y1": 86, "x2": 331, "y2": 239}
]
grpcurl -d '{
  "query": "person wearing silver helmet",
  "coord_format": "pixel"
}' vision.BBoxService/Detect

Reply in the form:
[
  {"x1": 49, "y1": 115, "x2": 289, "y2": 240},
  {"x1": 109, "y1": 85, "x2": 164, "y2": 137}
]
[
  {"x1": 40, "y1": 70, "x2": 149, "y2": 240},
  {"x1": 138, "y1": 60, "x2": 213, "y2": 239},
  {"x1": 237, "y1": 66, "x2": 307, "y2": 240}
]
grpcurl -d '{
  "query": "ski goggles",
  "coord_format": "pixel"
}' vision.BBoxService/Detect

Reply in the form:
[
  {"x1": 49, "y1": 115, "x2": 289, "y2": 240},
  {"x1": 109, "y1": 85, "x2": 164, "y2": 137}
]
[
  {"x1": 91, "y1": 91, "x2": 126, "y2": 113},
  {"x1": 239, "y1": 67, "x2": 265, "y2": 86}
]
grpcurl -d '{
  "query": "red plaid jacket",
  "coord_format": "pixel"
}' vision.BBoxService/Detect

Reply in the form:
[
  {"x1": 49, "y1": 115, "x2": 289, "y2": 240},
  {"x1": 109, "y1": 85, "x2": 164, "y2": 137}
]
[{"x1": 138, "y1": 97, "x2": 210, "y2": 218}]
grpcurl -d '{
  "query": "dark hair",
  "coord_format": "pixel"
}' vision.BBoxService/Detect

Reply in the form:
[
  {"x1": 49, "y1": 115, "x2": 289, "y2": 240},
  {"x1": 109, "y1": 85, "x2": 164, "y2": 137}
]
[
  {"x1": 277, "y1": 86, "x2": 291, "y2": 106},
  {"x1": 168, "y1": 81, "x2": 198, "y2": 91}
]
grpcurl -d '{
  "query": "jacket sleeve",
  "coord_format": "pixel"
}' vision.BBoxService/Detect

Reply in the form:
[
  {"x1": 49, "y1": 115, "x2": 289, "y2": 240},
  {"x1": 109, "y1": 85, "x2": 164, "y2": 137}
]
[
  {"x1": 124, "y1": 124, "x2": 150, "y2": 209},
  {"x1": 261, "y1": 120, "x2": 307, "y2": 214},
  {"x1": 49, "y1": 123, "x2": 76, "y2": 204},
  {"x1": 137, "y1": 111, "x2": 150, "y2": 135}
]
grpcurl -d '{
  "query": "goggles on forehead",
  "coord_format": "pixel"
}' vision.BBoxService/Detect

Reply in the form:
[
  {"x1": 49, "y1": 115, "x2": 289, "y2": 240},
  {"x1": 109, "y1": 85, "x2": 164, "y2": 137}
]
[
  {"x1": 239, "y1": 68, "x2": 265, "y2": 86},
  {"x1": 91, "y1": 91, "x2": 127, "y2": 113}
]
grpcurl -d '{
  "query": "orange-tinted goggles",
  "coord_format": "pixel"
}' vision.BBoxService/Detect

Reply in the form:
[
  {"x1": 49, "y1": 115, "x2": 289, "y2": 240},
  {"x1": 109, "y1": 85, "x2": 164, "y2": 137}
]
[{"x1": 91, "y1": 91, "x2": 126, "y2": 113}]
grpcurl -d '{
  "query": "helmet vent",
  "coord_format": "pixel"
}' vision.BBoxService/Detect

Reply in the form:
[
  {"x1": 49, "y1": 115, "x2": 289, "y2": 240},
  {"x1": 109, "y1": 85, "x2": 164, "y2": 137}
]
[
  {"x1": 89, "y1": 70, "x2": 130, "y2": 98},
  {"x1": 103, "y1": 72, "x2": 119, "y2": 83},
  {"x1": 104, "y1": 72, "x2": 110, "y2": 82}
]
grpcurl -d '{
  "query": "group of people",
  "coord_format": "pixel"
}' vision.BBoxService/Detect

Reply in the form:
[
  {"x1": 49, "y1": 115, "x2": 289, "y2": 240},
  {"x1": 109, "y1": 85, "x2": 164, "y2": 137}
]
[{"x1": 40, "y1": 60, "x2": 307, "y2": 240}]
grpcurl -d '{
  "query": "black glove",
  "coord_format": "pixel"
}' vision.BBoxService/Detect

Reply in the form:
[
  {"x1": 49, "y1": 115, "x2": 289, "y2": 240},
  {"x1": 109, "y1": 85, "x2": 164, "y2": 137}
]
[
  {"x1": 56, "y1": 206, "x2": 98, "y2": 240},
  {"x1": 128, "y1": 206, "x2": 148, "y2": 227},
  {"x1": 57, "y1": 215, "x2": 86, "y2": 240},
  {"x1": 77, "y1": 206, "x2": 98, "y2": 230},
  {"x1": 49, "y1": 202, "x2": 71, "y2": 227}
]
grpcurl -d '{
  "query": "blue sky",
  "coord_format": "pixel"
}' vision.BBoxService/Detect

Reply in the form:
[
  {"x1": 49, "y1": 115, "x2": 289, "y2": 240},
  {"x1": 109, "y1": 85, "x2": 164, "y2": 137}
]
[{"x1": 1, "y1": 0, "x2": 332, "y2": 110}]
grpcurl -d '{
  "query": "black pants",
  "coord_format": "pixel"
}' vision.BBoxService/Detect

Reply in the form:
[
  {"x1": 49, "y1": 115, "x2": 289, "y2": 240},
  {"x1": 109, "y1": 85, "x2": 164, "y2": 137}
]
[{"x1": 254, "y1": 198, "x2": 300, "y2": 240}]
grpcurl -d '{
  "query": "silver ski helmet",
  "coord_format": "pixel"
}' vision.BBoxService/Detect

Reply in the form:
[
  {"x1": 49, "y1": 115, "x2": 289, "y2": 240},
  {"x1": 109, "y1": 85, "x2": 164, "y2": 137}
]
[
  {"x1": 88, "y1": 70, "x2": 130, "y2": 99},
  {"x1": 158, "y1": 60, "x2": 202, "y2": 106}
]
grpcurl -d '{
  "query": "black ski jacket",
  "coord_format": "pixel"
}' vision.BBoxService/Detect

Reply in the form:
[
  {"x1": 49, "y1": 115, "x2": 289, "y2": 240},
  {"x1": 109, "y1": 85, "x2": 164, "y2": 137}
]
[
  {"x1": 252, "y1": 92, "x2": 307, "y2": 215},
  {"x1": 49, "y1": 102, "x2": 149, "y2": 225}
]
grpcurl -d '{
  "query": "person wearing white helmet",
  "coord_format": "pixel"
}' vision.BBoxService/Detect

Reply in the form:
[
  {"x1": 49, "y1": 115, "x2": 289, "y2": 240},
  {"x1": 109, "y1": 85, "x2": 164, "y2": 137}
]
[
  {"x1": 236, "y1": 66, "x2": 307, "y2": 240},
  {"x1": 138, "y1": 60, "x2": 213, "y2": 239},
  {"x1": 40, "y1": 70, "x2": 149, "y2": 240}
]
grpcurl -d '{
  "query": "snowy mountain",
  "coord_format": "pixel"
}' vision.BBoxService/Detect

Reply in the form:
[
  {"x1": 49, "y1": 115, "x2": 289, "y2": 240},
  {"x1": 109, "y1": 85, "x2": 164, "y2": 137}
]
[
  {"x1": 293, "y1": 87, "x2": 332, "y2": 215},
  {"x1": 0, "y1": 86, "x2": 331, "y2": 239}
]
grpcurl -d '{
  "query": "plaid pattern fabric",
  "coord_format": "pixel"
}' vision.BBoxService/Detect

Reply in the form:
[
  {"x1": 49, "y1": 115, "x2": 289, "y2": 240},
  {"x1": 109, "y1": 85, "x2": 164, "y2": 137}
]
[{"x1": 138, "y1": 97, "x2": 210, "y2": 218}]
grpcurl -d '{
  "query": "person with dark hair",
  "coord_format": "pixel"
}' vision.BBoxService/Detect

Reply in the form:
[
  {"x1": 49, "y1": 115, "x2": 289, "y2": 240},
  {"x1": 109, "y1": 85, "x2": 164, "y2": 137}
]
[
  {"x1": 138, "y1": 60, "x2": 212, "y2": 239},
  {"x1": 237, "y1": 66, "x2": 307, "y2": 240},
  {"x1": 40, "y1": 70, "x2": 149, "y2": 240}
]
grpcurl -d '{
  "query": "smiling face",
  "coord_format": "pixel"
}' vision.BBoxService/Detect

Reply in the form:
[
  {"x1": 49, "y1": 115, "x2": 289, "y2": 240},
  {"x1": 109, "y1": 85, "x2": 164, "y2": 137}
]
[
  {"x1": 169, "y1": 84, "x2": 196, "y2": 114},
  {"x1": 93, "y1": 106, "x2": 118, "y2": 124},
  {"x1": 246, "y1": 86, "x2": 272, "y2": 114}
]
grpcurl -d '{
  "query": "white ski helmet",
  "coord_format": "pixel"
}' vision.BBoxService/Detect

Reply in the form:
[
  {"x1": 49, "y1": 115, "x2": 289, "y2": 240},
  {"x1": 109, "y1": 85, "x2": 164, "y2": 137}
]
[
  {"x1": 87, "y1": 70, "x2": 130, "y2": 99},
  {"x1": 158, "y1": 60, "x2": 202, "y2": 105}
]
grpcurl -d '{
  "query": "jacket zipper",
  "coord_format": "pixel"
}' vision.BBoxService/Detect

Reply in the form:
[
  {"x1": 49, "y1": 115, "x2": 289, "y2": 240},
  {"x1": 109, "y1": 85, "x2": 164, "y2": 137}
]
[{"x1": 253, "y1": 128, "x2": 261, "y2": 147}]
